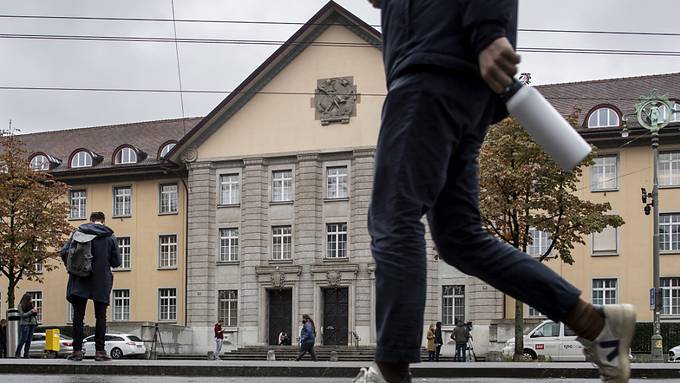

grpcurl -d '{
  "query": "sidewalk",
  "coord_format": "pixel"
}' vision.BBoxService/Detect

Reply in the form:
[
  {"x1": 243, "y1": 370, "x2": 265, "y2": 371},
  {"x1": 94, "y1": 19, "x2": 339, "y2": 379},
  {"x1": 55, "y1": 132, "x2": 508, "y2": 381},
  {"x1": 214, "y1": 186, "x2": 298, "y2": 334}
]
[{"x1": 1, "y1": 360, "x2": 679, "y2": 379}]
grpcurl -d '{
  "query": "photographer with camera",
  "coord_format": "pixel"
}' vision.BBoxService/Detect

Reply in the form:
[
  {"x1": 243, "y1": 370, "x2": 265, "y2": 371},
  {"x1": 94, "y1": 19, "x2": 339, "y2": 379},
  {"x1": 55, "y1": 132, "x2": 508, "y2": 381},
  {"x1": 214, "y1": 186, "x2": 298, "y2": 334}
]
[{"x1": 451, "y1": 320, "x2": 471, "y2": 362}]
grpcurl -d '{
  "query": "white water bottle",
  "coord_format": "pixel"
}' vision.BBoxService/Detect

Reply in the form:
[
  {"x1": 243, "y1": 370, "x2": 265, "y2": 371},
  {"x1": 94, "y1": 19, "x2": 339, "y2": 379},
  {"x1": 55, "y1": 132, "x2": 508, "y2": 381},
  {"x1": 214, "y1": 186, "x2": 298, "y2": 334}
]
[{"x1": 503, "y1": 80, "x2": 592, "y2": 171}]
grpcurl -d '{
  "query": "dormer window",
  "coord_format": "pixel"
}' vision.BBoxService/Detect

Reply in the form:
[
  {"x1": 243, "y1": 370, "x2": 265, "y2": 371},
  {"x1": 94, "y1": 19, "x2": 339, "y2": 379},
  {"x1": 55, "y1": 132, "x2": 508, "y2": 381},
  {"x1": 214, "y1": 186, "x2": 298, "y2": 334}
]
[
  {"x1": 587, "y1": 107, "x2": 620, "y2": 128},
  {"x1": 71, "y1": 150, "x2": 93, "y2": 168},
  {"x1": 159, "y1": 142, "x2": 176, "y2": 159},
  {"x1": 115, "y1": 147, "x2": 138, "y2": 165},
  {"x1": 30, "y1": 154, "x2": 50, "y2": 171}
]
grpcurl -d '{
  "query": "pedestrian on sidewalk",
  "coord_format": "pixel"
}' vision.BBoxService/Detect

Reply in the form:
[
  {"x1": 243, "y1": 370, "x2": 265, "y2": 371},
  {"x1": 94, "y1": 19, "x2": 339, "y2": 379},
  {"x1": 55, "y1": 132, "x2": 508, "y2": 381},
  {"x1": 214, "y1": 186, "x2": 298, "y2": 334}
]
[
  {"x1": 434, "y1": 322, "x2": 443, "y2": 362},
  {"x1": 451, "y1": 320, "x2": 470, "y2": 362},
  {"x1": 278, "y1": 330, "x2": 289, "y2": 346},
  {"x1": 295, "y1": 315, "x2": 317, "y2": 361},
  {"x1": 15, "y1": 293, "x2": 38, "y2": 358},
  {"x1": 0, "y1": 319, "x2": 7, "y2": 358},
  {"x1": 60, "y1": 212, "x2": 121, "y2": 362},
  {"x1": 214, "y1": 320, "x2": 224, "y2": 360},
  {"x1": 354, "y1": 1, "x2": 636, "y2": 382},
  {"x1": 426, "y1": 324, "x2": 436, "y2": 361}
]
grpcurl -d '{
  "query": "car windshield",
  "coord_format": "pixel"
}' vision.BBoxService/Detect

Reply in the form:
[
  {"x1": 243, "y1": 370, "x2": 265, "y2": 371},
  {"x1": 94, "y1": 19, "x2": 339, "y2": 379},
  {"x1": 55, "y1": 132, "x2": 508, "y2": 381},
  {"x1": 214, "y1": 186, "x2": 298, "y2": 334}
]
[{"x1": 127, "y1": 335, "x2": 142, "y2": 342}]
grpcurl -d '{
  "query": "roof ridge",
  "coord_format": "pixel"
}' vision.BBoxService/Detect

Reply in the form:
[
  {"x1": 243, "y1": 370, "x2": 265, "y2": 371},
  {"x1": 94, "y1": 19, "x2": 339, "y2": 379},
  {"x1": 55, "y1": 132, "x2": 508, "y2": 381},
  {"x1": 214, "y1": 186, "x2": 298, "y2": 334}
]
[
  {"x1": 536, "y1": 71, "x2": 680, "y2": 88},
  {"x1": 19, "y1": 116, "x2": 203, "y2": 137}
]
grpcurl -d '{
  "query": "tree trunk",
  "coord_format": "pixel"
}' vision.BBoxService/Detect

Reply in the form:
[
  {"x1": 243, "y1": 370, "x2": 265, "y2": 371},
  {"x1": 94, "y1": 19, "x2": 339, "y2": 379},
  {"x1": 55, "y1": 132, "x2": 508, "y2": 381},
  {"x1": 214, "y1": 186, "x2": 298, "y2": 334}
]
[
  {"x1": 7, "y1": 277, "x2": 17, "y2": 309},
  {"x1": 512, "y1": 300, "x2": 525, "y2": 361}
]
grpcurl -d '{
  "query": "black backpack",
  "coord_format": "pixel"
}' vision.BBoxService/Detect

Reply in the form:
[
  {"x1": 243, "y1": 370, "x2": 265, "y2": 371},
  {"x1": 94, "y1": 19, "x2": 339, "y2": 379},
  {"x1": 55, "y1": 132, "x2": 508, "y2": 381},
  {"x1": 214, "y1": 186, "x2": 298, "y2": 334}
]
[{"x1": 66, "y1": 230, "x2": 96, "y2": 277}]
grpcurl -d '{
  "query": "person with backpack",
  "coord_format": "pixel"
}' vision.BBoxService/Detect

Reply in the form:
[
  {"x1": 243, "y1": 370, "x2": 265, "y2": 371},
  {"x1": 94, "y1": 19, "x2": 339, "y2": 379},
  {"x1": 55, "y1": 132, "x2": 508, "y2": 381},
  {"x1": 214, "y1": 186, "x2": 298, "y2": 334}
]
[
  {"x1": 14, "y1": 294, "x2": 38, "y2": 358},
  {"x1": 60, "y1": 211, "x2": 121, "y2": 362}
]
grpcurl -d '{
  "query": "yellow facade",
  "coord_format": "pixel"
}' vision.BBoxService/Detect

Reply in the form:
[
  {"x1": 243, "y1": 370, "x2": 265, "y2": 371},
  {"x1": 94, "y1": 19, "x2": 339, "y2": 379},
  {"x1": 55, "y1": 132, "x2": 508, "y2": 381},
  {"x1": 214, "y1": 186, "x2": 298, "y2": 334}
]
[{"x1": 1, "y1": 177, "x2": 186, "y2": 326}]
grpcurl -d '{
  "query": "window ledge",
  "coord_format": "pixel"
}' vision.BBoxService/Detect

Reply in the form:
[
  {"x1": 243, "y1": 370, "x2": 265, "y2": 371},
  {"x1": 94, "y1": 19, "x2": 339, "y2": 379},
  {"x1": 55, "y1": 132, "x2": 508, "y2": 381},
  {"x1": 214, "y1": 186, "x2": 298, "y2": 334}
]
[
  {"x1": 158, "y1": 211, "x2": 179, "y2": 216},
  {"x1": 269, "y1": 259, "x2": 293, "y2": 265},
  {"x1": 68, "y1": 217, "x2": 87, "y2": 222},
  {"x1": 591, "y1": 188, "x2": 619, "y2": 193},
  {"x1": 324, "y1": 197, "x2": 349, "y2": 203},
  {"x1": 661, "y1": 251, "x2": 680, "y2": 256},
  {"x1": 217, "y1": 203, "x2": 241, "y2": 209},
  {"x1": 157, "y1": 320, "x2": 177, "y2": 324},
  {"x1": 112, "y1": 268, "x2": 131, "y2": 272},
  {"x1": 112, "y1": 215, "x2": 132, "y2": 219},
  {"x1": 157, "y1": 267, "x2": 179, "y2": 271},
  {"x1": 270, "y1": 201, "x2": 294, "y2": 206},
  {"x1": 216, "y1": 261, "x2": 240, "y2": 266},
  {"x1": 659, "y1": 185, "x2": 680, "y2": 190},
  {"x1": 323, "y1": 257, "x2": 350, "y2": 263},
  {"x1": 224, "y1": 327, "x2": 239, "y2": 332},
  {"x1": 591, "y1": 252, "x2": 619, "y2": 257}
]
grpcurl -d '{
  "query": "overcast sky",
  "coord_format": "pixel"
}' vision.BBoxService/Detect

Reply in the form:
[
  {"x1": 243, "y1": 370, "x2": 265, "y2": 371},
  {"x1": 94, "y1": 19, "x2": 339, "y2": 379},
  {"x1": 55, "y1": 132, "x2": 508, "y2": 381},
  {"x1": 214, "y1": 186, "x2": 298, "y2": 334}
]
[{"x1": 1, "y1": 0, "x2": 679, "y2": 134}]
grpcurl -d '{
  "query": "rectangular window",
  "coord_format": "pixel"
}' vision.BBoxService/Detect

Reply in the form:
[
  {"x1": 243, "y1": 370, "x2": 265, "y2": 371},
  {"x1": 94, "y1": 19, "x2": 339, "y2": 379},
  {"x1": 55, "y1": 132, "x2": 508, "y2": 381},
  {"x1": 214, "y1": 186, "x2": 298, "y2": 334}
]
[
  {"x1": 113, "y1": 186, "x2": 132, "y2": 217},
  {"x1": 219, "y1": 174, "x2": 240, "y2": 205},
  {"x1": 272, "y1": 170, "x2": 293, "y2": 202},
  {"x1": 272, "y1": 226, "x2": 292, "y2": 260},
  {"x1": 69, "y1": 190, "x2": 87, "y2": 219},
  {"x1": 34, "y1": 261, "x2": 43, "y2": 274},
  {"x1": 441, "y1": 285, "x2": 465, "y2": 326},
  {"x1": 592, "y1": 279, "x2": 617, "y2": 305},
  {"x1": 326, "y1": 223, "x2": 348, "y2": 258},
  {"x1": 660, "y1": 214, "x2": 680, "y2": 252},
  {"x1": 116, "y1": 237, "x2": 131, "y2": 270},
  {"x1": 528, "y1": 306, "x2": 543, "y2": 317},
  {"x1": 527, "y1": 228, "x2": 552, "y2": 257},
  {"x1": 28, "y1": 291, "x2": 43, "y2": 323},
  {"x1": 112, "y1": 289, "x2": 130, "y2": 321},
  {"x1": 592, "y1": 226, "x2": 618, "y2": 255},
  {"x1": 326, "y1": 166, "x2": 348, "y2": 199},
  {"x1": 159, "y1": 235, "x2": 178, "y2": 269},
  {"x1": 219, "y1": 228, "x2": 239, "y2": 262},
  {"x1": 218, "y1": 290, "x2": 238, "y2": 327},
  {"x1": 159, "y1": 184, "x2": 178, "y2": 214},
  {"x1": 660, "y1": 152, "x2": 680, "y2": 187},
  {"x1": 158, "y1": 288, "x2": 177, "y2": 321},
  {"x1": 661, "y1": 277, "x2": 680, "y2": 316},
  {"x1": 591, "y1": 156, "x2": 618, "y2": 191}
]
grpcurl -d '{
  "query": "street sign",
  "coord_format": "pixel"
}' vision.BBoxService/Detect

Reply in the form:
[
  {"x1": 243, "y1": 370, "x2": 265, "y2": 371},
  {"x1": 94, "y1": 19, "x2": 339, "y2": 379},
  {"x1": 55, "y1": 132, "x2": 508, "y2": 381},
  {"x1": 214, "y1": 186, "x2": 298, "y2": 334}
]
[{"x1": 650, "y1": 288, "x2": 655, "y2": 311}]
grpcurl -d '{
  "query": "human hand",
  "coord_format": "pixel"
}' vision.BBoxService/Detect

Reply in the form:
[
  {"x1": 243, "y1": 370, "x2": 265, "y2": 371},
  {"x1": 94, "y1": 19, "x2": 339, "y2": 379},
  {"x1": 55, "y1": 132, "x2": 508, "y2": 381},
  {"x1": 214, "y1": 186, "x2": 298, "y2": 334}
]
[{"x1": 478, "y1": 37, "x2": 521, "y2": 94}]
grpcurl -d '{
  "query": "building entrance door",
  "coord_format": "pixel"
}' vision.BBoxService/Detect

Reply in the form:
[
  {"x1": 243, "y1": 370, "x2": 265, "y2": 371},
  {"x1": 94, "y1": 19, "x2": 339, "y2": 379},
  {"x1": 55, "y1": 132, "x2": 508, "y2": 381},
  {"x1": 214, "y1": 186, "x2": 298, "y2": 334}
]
[
  {"x1": 268, "y1": 289, "x2": 292, "y2": 345},
  {"x1": 322, "y1": 287, "x2": 348, "y2": 345}
]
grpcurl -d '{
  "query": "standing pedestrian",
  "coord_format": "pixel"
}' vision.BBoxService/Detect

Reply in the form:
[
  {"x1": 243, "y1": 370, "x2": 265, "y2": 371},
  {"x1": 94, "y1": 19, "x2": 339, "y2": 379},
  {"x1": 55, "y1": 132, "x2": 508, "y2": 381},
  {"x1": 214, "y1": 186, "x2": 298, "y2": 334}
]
[
  {"x1": 0, "y1": 319, "x2": 7, "y2": 358},
  {"x1": 451, "y1": 320, "x2": 470, "y2": 362},
  {"x1": 278, "y1": 330, "x2": 289, "y2": 346},
  {"x1": 60, "y1": 212, "x2": 121, "y2": 362},
  {"x1": 434, "y1": 322, "x2": 443, "y2": 362},
  {"x1": 295, "y1": 315, "x2": 317, "y2": 361},
  {"x1": 214, "y1": 320, "x2": 224, "y2": 360},
  {"x1": 426, "y1": 324, "x2": 436, "y2": 361},
  {"x1": 354, "y1": 1, "x2": 635, "y2": 383},
  {"x1": 14, "y1": 293, "x2": 38, "y2": 358}
]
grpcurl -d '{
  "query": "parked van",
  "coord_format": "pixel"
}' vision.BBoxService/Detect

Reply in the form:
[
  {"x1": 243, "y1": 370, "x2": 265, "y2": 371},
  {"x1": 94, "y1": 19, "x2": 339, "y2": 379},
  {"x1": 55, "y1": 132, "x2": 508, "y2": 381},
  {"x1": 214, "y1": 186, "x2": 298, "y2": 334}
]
[{"x1": 502, "y1": 320, "x2": 585, "y2": 361}]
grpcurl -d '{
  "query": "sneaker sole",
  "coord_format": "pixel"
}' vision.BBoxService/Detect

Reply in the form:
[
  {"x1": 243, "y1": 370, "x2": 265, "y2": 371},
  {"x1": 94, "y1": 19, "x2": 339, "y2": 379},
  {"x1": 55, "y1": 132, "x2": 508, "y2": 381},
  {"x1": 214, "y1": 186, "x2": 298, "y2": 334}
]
[{"x1": 604, "y1": 304, "x2": 636, "y2": 381}]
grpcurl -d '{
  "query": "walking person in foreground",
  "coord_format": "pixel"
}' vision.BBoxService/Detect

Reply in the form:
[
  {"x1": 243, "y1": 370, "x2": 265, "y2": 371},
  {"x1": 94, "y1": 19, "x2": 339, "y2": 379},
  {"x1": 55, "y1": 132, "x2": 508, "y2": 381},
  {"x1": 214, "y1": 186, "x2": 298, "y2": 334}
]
[
  {"x1": 60, "y1": 211, "x2": 121, "y2": 362},
  {"x1": 214, "y1": 320, "x2": 224, "y2": 360},
  {"x1": 296, "y1": 315, "x2": 318, "y2": 361},
  {"x1": 354, "y1": 1, "x2": 636, "y2": 382},
  {"x1": 14, "y1": 293, "x2": 38, "y2": 358}
]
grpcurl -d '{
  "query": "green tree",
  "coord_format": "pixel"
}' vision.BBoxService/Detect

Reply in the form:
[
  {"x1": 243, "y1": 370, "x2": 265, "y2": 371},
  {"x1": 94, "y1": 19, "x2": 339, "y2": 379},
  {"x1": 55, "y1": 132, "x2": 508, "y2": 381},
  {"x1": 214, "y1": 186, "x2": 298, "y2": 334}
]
[
  {"x1": 479, "y1": 116, "x2": 624, "y2": 361},
  {"x1": 0, "y1": 132, "x2": 71, "y2": 308}
]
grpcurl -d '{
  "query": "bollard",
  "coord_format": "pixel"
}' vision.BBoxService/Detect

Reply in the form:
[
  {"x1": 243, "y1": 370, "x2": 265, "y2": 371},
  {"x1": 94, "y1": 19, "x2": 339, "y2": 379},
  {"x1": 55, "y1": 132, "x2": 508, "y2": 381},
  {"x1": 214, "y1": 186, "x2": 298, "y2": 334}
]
[
  {"x1": 207, "y1": 351, "x2": 214, "y2": 360},
  {"x1": 330, "y1": 350, "x2": 339, "y2": 362},
  {"x1": 6, "y1": 309, "x2": 20, "y2": 357},
  {"x1": 45, "y1": 329, "x2": 61, "y2": 358},
  {"x1": 267, "y1": 349, "x2": 276, "y2": 361}
]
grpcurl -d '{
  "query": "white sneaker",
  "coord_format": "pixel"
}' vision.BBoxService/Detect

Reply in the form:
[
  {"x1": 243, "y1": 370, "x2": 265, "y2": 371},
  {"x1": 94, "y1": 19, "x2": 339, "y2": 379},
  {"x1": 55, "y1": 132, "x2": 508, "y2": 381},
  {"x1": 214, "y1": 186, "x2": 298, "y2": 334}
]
[
  {"x1": 352, "y1": 363, "x2": 412, "y2": 383},
  {"x1": 578, "y1": 304, "x2": 636, "y2": 383}
]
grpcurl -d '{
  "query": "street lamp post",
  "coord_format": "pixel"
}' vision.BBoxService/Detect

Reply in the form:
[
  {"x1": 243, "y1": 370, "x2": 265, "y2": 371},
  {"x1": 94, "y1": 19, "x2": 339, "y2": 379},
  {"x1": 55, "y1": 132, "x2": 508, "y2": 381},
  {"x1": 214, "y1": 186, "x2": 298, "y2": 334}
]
[{"x1": 624, "y1": 90, "x2": 674, "y2": 362}]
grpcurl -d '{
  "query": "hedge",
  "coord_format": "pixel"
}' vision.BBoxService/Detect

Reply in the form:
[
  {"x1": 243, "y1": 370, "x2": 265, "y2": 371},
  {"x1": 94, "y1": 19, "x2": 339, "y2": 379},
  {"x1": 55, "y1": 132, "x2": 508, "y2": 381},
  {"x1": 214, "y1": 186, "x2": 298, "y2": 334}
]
[{"x1": 631, "y1": 322, "x2": 680, "y2": 353}]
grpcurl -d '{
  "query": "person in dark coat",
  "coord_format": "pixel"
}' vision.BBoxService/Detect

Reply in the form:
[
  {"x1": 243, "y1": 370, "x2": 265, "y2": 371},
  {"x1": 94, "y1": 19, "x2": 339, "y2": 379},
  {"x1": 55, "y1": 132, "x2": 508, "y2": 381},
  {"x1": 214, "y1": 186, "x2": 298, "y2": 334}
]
[
  {"x1": 434, "y1": 322, "x2": 443, "y2": 362},
  {"x1": 60, "y1": 211, "x2": 121, "y2": 361},
  {"x1": 295, "y1": 315, "x2": 317, "y2": 361},
  {"x1": 451, "y1": 320, "x2": 471, "y2": 362},
  {"x1": 0, "y1": 319, "x2": 7, "y2": 358},
  {"x1": 355, "y1": 1, "x2": 635, "y2": 383}
]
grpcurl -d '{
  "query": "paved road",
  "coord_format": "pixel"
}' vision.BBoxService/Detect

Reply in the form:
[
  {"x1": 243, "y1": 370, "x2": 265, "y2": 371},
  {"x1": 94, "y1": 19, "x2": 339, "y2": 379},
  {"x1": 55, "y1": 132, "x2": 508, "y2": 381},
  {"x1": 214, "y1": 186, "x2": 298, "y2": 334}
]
[{"x1": 0, "y1": 376, "x2": 675, "y2": 383}]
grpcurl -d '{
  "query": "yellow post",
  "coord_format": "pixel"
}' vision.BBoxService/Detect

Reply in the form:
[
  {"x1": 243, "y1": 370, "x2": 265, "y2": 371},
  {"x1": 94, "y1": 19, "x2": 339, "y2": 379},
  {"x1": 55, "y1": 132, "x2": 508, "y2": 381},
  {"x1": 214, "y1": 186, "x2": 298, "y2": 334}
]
[{"x1": 45, "y1": 329, "x2": 61, "y2": 353}]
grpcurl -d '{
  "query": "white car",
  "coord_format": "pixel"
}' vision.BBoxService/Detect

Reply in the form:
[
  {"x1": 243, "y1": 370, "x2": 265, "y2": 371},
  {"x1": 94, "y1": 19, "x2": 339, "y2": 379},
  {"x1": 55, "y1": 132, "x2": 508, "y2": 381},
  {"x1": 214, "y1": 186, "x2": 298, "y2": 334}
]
[
  {"x1": 502, "y1": 320, "x2": 585, "y2": 361},
  {"x1": 669, "y1": 344, "x2": 680, "y2": 362},
  {"x1": 29, "y1": 333, "x2": 74, "y2": 357},
  {"x1": 83, "y1": 333, "x2": 146, "y2": 359}
]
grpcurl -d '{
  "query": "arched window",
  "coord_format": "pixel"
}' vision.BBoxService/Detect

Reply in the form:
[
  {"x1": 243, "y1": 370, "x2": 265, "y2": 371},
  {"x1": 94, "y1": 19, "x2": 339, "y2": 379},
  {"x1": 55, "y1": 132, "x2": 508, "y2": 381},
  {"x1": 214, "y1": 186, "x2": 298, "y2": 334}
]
[
  {"x1": 71, "y1": 150, "x2": 93, "y2": 168},
  {"x1": 587, "y1": 107, "x2": 620, "y2": 128},
  {"x1": 30, "y1": 154, "x2": 50, "y2": 171},
  {"x1": 159, "y1": 142, "x2": 176, "y2": 159},
  {"x1": 114, "y1": 147, "x2": 138, "y2": 164},
  {"x1": 659, "y1": 102, "x2": 680, "y2": 123}
]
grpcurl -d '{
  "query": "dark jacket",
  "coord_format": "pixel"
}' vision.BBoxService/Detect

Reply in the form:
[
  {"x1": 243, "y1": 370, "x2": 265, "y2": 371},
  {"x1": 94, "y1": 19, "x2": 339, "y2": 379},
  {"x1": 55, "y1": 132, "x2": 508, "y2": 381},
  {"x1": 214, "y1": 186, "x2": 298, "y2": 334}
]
[
  {"x1": 380, "y1": 0, "x2": 518, "y2": 123},
  {"x1": 214, "y1": 323, "x2": 224, "y2": 340},
  {"x1": 452, "y1": 323, "x2": 471, "y2": 343},
  {"x1": 60, "y1": 223, "x2": 121, "y2": 305},
  {"x1": 434, "y1": 327, "x2": 443, "y2": 345},
  {"x1": 300, "y1": 322, "x2": 316, "y2": 344}
]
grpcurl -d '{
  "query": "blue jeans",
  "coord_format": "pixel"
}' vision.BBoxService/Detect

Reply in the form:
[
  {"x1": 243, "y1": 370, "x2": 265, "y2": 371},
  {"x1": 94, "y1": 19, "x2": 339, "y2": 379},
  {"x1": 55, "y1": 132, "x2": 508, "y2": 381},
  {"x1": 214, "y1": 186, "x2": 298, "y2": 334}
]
[
  {"x1": 369, "y1": 71, "x2": 581, "y2": 364},
  {"x1": 15, "y1": 324, "x2": 35, "y2": 358}
]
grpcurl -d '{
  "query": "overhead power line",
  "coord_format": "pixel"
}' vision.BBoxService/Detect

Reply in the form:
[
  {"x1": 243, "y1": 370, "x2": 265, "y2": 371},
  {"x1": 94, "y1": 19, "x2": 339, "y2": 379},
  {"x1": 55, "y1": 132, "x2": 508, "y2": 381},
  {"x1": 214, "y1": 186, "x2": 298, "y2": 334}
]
[
  {"x1": 1, "y1": 14, "x2": 679, "y2": 38},
  {"x1": 1, "y1": 33, "x2": 680, "y2": 57}
]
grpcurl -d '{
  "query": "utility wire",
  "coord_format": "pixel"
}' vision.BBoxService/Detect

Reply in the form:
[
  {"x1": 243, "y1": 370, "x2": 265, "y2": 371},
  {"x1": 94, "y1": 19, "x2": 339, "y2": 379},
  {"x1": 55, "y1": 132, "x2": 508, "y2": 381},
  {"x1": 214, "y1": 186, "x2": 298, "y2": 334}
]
[
  {"x1": 170, "y1": 0, "x2": 187, "y2": 135},
  {"x1": 1, "y1": 14, "x2": 679, "y2": 38}
]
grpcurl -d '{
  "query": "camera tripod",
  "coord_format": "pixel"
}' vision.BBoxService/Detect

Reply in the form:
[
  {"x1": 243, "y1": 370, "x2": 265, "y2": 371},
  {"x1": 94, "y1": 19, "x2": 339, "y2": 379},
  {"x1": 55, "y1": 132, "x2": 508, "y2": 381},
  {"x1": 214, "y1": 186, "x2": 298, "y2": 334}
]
[
  {"x1": 149, "y1": 323, "x2": 165, "y2": 359},
  {"x1": 466, "y1": 338, "x2": 477, "y2": 362}
]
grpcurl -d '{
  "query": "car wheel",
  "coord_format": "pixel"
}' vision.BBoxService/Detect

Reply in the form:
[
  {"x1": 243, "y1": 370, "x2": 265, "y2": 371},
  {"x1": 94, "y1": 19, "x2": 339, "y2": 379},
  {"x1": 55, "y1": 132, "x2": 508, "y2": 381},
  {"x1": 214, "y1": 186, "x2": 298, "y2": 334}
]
[
  {"x1": 523, "y1": 349, "x2": 538, "y2": 361},
  {"x1": 110, "y1": 348, "x2": 124, "y2": 359}
]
